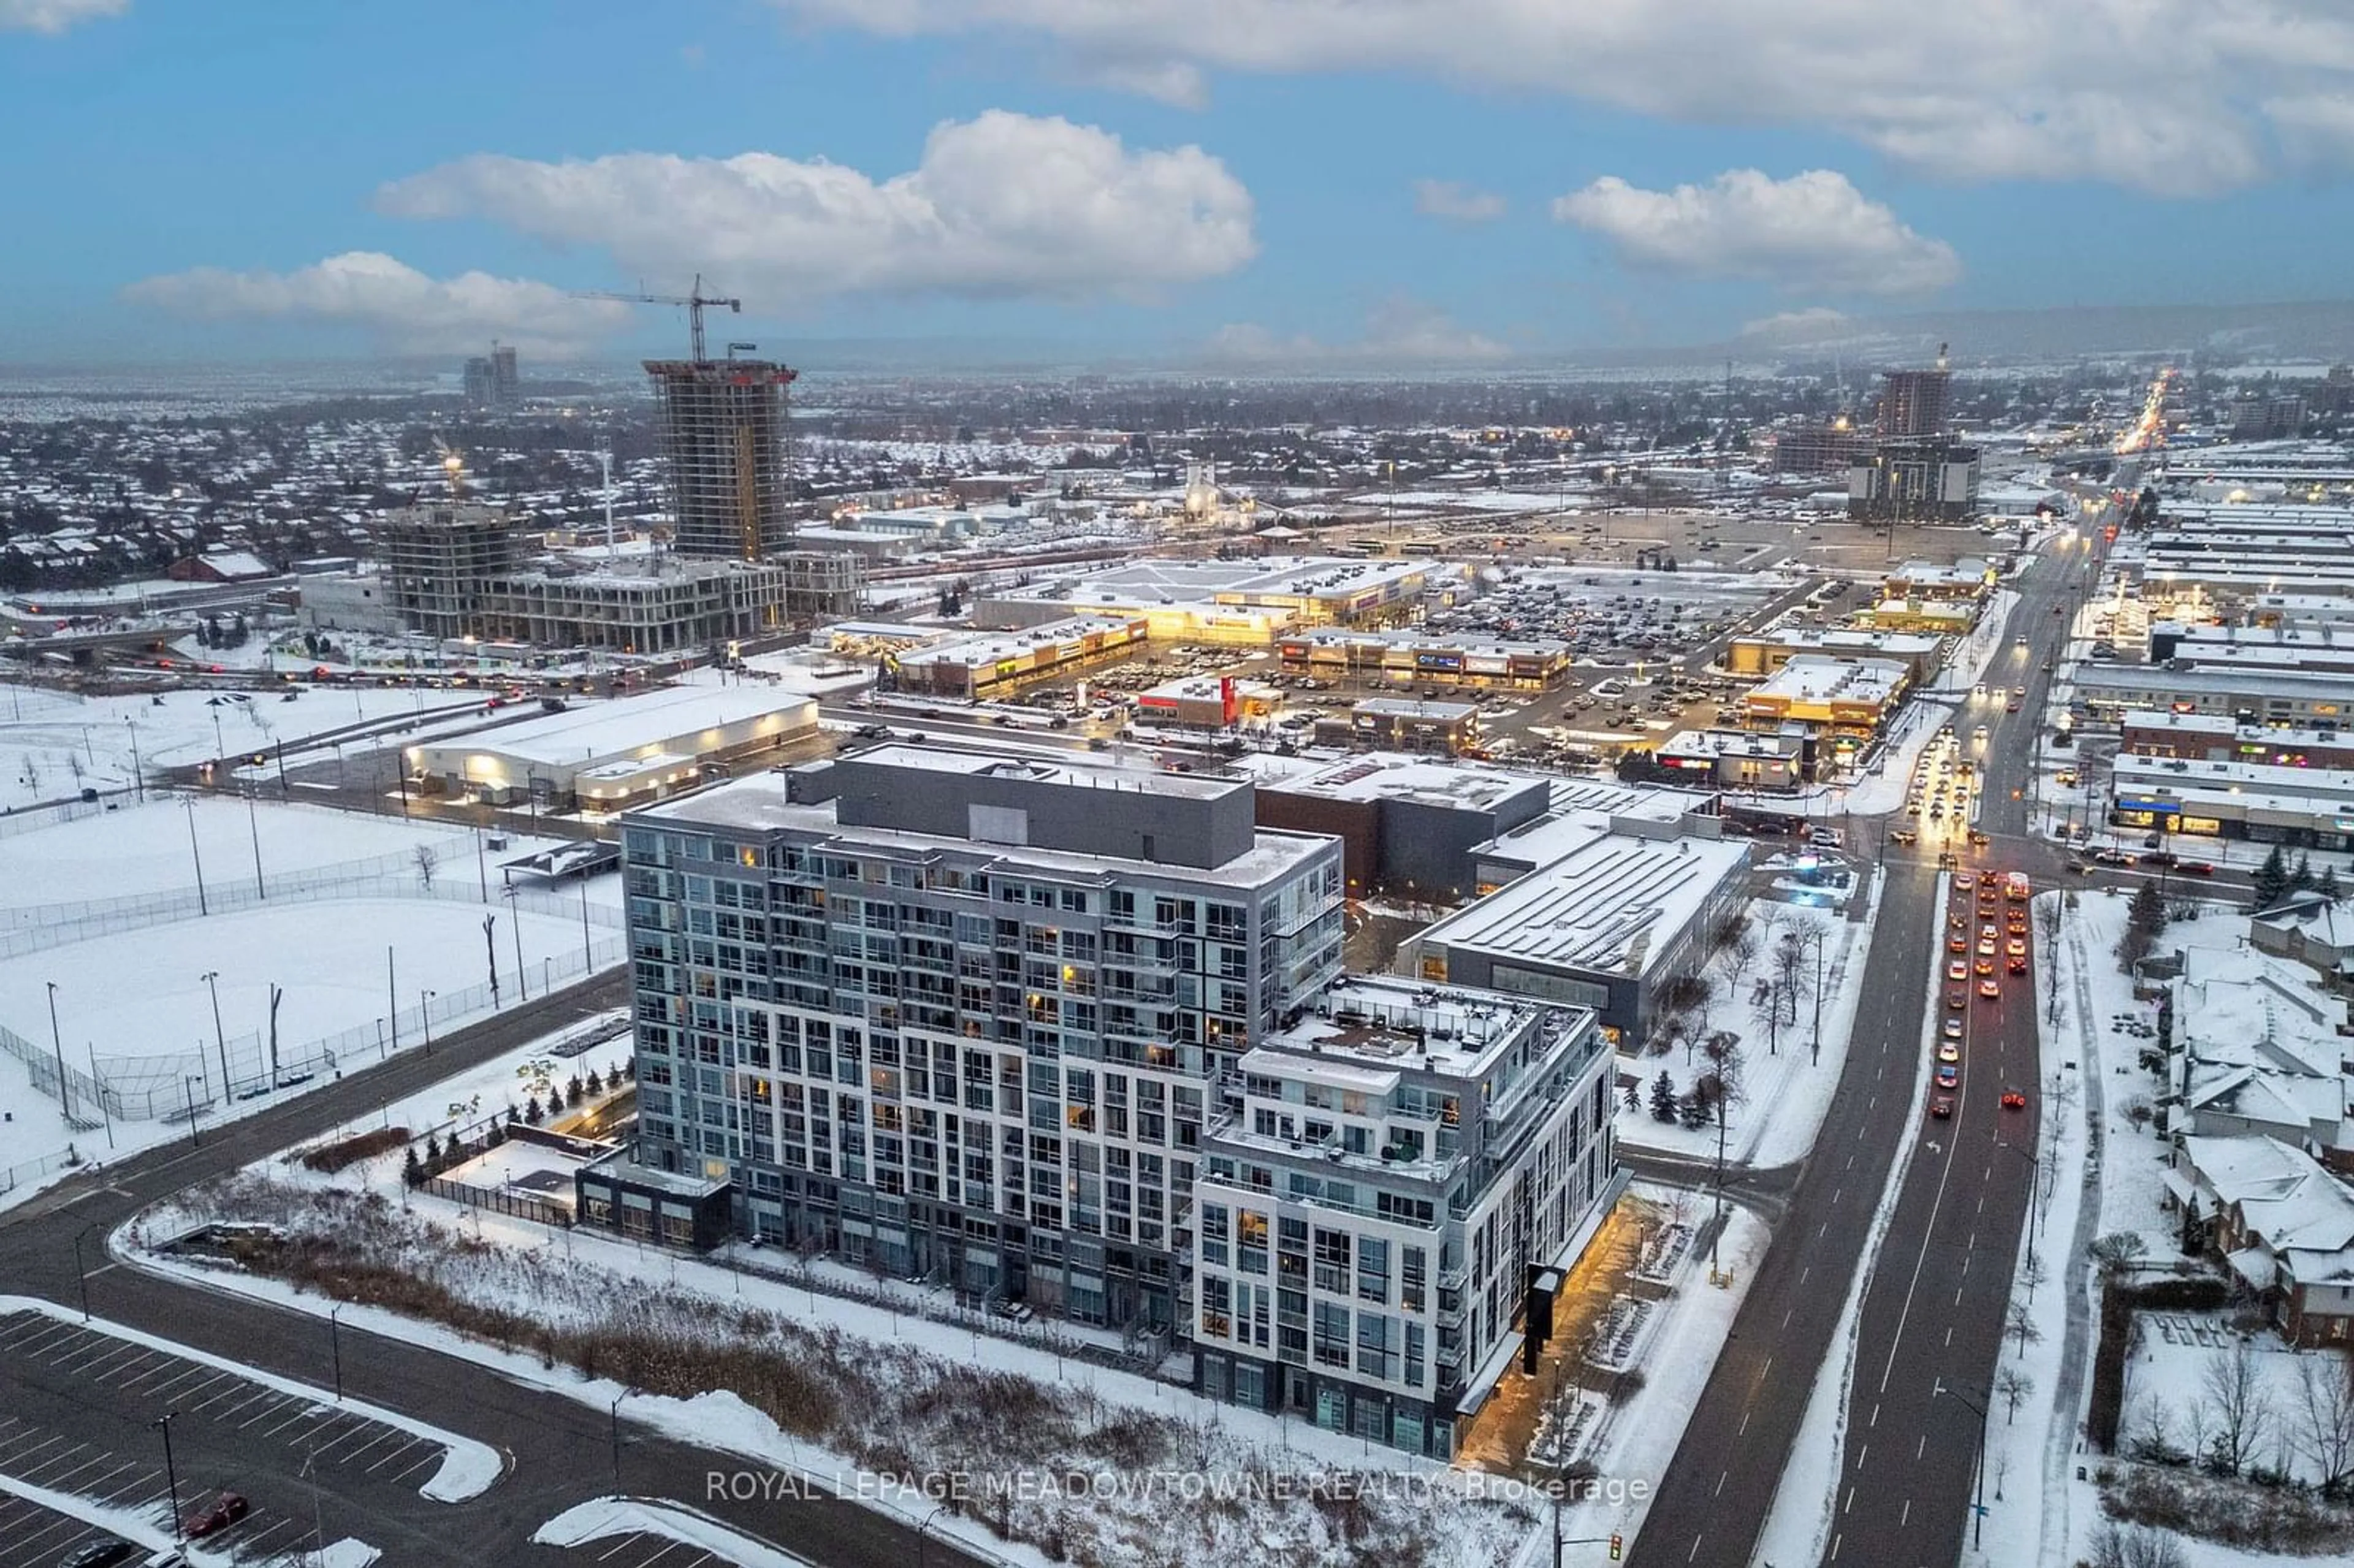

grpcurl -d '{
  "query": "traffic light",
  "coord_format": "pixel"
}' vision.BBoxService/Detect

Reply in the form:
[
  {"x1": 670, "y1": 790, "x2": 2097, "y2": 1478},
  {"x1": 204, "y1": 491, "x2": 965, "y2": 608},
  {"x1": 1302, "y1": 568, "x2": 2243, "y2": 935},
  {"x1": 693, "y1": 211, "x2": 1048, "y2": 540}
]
[{"x1": 1609, "y1": 1534, "x2": 1623, "y2": 1561}]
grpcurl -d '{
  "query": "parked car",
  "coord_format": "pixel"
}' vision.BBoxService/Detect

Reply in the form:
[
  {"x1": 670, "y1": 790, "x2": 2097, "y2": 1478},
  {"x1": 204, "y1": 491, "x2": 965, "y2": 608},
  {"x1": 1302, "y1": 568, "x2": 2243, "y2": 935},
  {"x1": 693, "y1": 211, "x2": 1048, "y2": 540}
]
[
  {"x1": 55, "y1": 1541, "x2": 139, "y2": 1568},
  {"x1": 183, "y1": 1494, "x2": 248, "y2": 1539}
]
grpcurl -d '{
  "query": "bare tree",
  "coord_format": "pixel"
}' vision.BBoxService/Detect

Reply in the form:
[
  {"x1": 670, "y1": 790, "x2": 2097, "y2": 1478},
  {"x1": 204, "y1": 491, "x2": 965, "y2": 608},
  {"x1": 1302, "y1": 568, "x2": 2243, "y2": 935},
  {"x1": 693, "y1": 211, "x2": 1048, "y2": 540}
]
[
  {"x1": 2295, "y1": 1352, "x2": 2354, "y2": 1494},
  {"x1": 2129, "y1": 1392, "x2": 2176, "y2": 1461},
  {"x1": 2035, "y1": 897, "x2": 2066, "y2": 1024},
  {"x1": 2202, "y1": 1341, "x2": 2273, "y2": 1475},
  {"x1": 2090, "y1": 1231, "x2": 2147, "y2": 1278},
  {"x1": 413, "y1": 842, "x2": 439, "y2": 890},
  {"x1": 1995, "y1": 1364, "x2": 2035, "y2": 1425},
  {"x1": 2090, "y1": 1523, "x2": 2188, "y2": 1568},
  {"x1": 2004, "y1": 1300, "x2": 2043, "y2": 1358},
  {"x1": 1720, "y1": 927, "x2": 1762, "y2": 999}
]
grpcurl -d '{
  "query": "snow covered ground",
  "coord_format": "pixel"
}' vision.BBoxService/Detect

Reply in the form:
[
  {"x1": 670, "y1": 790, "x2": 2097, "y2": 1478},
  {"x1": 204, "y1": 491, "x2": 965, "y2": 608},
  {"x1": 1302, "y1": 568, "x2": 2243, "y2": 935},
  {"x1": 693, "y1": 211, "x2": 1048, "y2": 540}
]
[
  {"x1": 0, "y1": 881, "x2": 622, "y2": 1209},
  {"x1": 0, "y1": 681, "x2": 494, "y2": 812},
  {"x1": 1846, "y1": 699, "x2": 1959, "y2": 816},
  {"x1": 535, "y1": 1498, "x2": 818, "y2": 1568},
  {"x1": 1617, "y1": 878, "x2": 1880, "y2": 1170},
  {"x1": 1925, "y1": 587, "x2": 2024, "y2": 697},
  {"x1": 0, "y1": 794, "x2": 489, "y2": 923}
]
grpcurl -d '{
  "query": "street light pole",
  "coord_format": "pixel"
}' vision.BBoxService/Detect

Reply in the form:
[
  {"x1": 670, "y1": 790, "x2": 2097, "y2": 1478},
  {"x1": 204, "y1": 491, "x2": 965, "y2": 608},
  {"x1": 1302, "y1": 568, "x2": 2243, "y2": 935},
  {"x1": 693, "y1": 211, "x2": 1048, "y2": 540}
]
[
  {"x1": 43, "y1": 981, "x2": 72, "y2": 1125},
  {"x1": 421, "y1": 991, "x2": 436, "y2": 1055},
  {"x1": 152, "y1": 1411, "x2": 185, "y2": 1542},
  {"x1": 329, "y1": 1303, "x2": 345, "y2": 1402},
  {"x1": 183, "y1": 797, "x2": 209, "y2": 916},
  {"x1": 201, "y1": 970, "x2": 230, "y2": 1100},
  {"x1": 1935, "y1": 1377, "x2": 1990, "y2": 1551},
  {"x1": 73, "y1": 1220, "x2": 102, "y2": 1322}
]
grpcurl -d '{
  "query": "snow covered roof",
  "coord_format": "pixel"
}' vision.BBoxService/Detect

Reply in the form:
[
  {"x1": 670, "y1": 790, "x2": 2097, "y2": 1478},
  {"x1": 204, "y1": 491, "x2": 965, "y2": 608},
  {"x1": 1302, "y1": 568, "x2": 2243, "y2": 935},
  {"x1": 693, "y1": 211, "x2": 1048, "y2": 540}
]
[
  {"x1": 2182, "y1": 1063, "x2": 2343, "y2": 1130},
  {"x1": 2179, "y1": 1135, "x2": 2354, "y2": 1265}
]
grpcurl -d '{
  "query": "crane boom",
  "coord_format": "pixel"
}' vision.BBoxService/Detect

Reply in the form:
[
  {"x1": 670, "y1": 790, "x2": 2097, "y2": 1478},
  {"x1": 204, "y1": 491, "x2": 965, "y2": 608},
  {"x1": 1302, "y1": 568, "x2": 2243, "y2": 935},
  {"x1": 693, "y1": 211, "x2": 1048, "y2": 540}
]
[{"x1": 572, "y1": 272, "x2": 741, "y2": 362}]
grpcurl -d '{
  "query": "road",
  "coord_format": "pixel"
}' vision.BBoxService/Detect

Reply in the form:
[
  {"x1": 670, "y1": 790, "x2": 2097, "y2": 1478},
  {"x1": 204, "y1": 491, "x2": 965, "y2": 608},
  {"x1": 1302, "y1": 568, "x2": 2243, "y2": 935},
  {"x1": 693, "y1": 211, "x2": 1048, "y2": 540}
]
[
  {"x1": 1629, "y1": 528, "x2": 2089, "y2": 1568},
  {"x1": 0, "y1": 973, "x2": 987, "y2": 1568}
]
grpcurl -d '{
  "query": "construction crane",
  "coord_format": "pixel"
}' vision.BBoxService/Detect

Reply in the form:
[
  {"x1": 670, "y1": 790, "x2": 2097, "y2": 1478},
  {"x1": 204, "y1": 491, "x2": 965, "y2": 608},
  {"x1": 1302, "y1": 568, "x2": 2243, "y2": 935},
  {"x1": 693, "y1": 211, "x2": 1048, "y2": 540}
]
[{"x1": 573, "y1": 273, "x2": 741, "y2": 362}]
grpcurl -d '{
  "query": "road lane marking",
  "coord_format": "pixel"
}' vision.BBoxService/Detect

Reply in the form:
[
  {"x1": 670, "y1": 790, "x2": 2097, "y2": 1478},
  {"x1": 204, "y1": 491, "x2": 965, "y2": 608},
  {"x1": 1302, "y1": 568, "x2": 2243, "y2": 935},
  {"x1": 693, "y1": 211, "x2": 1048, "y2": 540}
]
[
  {"x1": 1870, "y1": 1402, "x2": 1880, "y2": 1428},
  {"x1": 1918, "y1": 1434, "x2": 1927, "y2": 1460},
  {"x1": 1688, "y1": 1535, "x2": 1704, "y2": 1564},
  {"x1": 1855, "y1": 1444, "x2": 1868, "y2": 1471},
  {"x1": 1901, "y1": 1498, "x2": 1912, "y2": 1527},
  {"x1": 1843, "y1": 1485, "x2": 1855, "y2": 1514},
  {"x1": 1739, "y1": 1410, "x2": 1751, "y2": 1436},
  {"x1": 1715, "y1": 1470, "x2": 1727, "y2": 1496},
  {"x1": 1829, "y1": 1533, "x2": 1842, "y2": 1560}
]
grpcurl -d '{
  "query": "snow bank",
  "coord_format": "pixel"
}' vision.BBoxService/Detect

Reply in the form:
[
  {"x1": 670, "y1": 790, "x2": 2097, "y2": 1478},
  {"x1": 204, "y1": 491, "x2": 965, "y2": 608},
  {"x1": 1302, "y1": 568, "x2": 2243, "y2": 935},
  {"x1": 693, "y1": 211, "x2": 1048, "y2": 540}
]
[
  {"x1": 0, "y1": 1295, "x2": 503, "y2": 1503},
  {"x1": 534, "y1": 1496, "x2": 816, "y2": 1567}
]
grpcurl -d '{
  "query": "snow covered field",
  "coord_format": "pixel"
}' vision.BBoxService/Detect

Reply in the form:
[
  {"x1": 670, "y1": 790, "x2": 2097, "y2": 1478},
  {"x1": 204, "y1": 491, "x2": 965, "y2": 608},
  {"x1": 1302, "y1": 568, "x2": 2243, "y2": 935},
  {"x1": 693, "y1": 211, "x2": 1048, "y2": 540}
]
[
  {"x1": 0, "y1": 885, "x2": 622, "y2": 1208},
  {"x1": 0, "y1": 794, "x2": 479, "y2": 921},
  {"x1": 0, "y1": 680, "x2": 494, "y2": 812}
]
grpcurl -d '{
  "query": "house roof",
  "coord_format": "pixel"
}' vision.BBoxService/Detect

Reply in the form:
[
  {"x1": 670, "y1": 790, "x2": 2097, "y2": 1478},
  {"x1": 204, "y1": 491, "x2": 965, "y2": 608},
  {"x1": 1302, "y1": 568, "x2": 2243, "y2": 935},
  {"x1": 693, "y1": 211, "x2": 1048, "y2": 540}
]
[
  {"x1": 2183, "y1": 1063, "x2": 2344, "y2": 1130},
  {"x1": 2181, "y1": 1135, "x2": 2354, "y2": 1266}
]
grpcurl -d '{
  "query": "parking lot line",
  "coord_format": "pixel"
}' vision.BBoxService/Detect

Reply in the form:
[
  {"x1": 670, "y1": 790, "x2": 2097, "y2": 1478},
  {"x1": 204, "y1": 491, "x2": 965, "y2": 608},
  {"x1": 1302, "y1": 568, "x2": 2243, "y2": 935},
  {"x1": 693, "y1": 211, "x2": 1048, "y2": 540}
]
[
  {"x1": 206, "y1": 1387, "x2": 276, "y2": 1421},
  {"x1": 636, "y1": 1538, "x2": 684, "y2": 1568},
  {"x1": 187, "y1": 1379, "x2": 262, "y2": 1415},
  {"x1": 13, "y1": 1322, "x2": 93, "y2": 1360},
  {"x1": 593, "y1": 1536, "x2": 641, "y2": 1563},
  {"x1": 17, "y1": 1442, "x2": 95, "y2": 1485},
  {"x1": 238, "y1": 1515, "x2": 303, "y2": 1556},
  {"x1": 145, "y1": 1364, "x2": 227, "y2": 1401},
  {"x1": 33, "y1": 1453, "x2": 112, "y2": 1491},
  {"x1": 85, "y1": 1344, "x2": 168, "y2": 1380},
  {"x1": 385, "y1": 1448, "x2": 442, "y2": 1485},
  {"x1": 319, "y1": 1423, "x2": 399, "y2": 1464},
  {"x1": 359, "y1": 1434, "x2": 427, "y2": 1473},
  {"x1": 0, "y1": 1433, "x2": 71, "y2": 1469},
  {"x1": 260, "y1": 1402, "x2": 332, "y2": 1439}
]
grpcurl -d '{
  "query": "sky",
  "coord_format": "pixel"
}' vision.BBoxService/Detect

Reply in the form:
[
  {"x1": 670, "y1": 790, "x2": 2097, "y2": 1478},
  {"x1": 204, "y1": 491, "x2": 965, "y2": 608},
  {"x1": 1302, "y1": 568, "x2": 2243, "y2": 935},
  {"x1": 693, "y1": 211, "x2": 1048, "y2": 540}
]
[{"x1": 5, "y1": 0, "x2": 2354, "y2": 367}]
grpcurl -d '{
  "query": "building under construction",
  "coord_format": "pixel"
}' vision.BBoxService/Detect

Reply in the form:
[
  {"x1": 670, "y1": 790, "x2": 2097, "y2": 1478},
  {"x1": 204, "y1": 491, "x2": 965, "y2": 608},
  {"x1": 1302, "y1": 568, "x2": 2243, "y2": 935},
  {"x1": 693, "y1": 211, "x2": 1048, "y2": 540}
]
[
  {"x1": 644, "y1": 357, "x2": 798, "y2": 558},
  {"x1": 377, "y1": 501, "x2": 528, "y2": 639}
]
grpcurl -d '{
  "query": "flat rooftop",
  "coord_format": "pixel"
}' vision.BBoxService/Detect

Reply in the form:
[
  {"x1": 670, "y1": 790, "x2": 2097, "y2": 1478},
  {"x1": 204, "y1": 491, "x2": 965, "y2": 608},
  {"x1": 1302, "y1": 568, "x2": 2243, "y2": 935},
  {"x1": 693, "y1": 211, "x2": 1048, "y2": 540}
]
[
  {"x1": 1354, "y1": 696, "x2": 1480, "y2": 721},
  {"x1": 841, "y1": 742, "x2": 1245, "y2": 801},
  {"x1": 415, "y1": 684, "x2": 815, "y2": 767},
  {"x1": 905, "y1": 614, "x2": 1142, "y2": 669},
  {"x1": 1424, "y1": 828, "x2": 1750, "y2": 976},
  {"x1": 1749, "y1": 655, "x2": 1907, "y2": 704},
  {"x1": 2122, "y1": 709, "x2": 2350, "y2": 745},
  {"x1": 1252, "y1": 973, "x2": 1560, "y2": 1081},
  {"x1": 631, "y1": 755, "x2": 1330, "y2": 886},
  {"x1": 1242, "y1": 753, "x2": 1537, "y2": 810}
]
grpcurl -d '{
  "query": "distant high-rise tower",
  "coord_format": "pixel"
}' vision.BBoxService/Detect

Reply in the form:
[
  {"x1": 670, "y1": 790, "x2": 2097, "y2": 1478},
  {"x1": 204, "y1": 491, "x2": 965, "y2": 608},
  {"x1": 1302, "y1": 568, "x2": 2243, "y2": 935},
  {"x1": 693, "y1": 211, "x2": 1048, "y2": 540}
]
[
  {"x1": 1876, "y1": 363, "x2": 1952, "y2": 440},
  {"x1": 644, "y1": 357, "x2": 798, "y2": 558},
  {"x1": 462, "y1": 356, "x2": 497, "y2": 408},
  {"x1": 491, "y1": 343, "x2": 519, "y2": 406}
]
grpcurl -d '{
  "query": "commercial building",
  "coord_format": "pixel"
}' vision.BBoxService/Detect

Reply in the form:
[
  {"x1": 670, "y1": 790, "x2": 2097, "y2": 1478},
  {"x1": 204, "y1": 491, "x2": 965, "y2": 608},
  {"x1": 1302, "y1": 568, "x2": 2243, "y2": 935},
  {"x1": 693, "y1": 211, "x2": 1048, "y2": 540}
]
[
  {"x1": 1766, "y1": 421, "x2": 1872, "y2": 477},
  {"x1": 1276, "y1": 628, "x2": 1572, "y2": 690},
  {"x1": 889, "y1": 615, "x2": 1149, "y2": 700},
  {"x1": 1334, "y1": 698, "x2": 1484, "y2": 756},
  {"x1": 646, "y1": 357, "x2": 799, "y2": 560},
  {"x1": 1884, "y1": 560, "x2": 1993, "y2": 601},
  {"x1": 1725, "y1": 626, "x2": 1945, "y2": 682},
  {"x1": 2073, "y1": 664, "x2": 2354, "y2": 727},
  {"x1": 982, "y1": 557, "x2": 1449, "y2": 645},
  {"x1": 616, "y1": 747, "x2": 1347, "y2": 1332},
  {"x1": 1192, "y1": 972, "x2": 1621, "y2": 1456},
  {"x1": 2108, "y1": 752, "x2": 2354, "y2": 850},
  {"x1": 1252, "y1": 757, "x2": 1552, "y2": 900},
  {"x1": 2123, "y1": 710, "x2": 2354, "y2": 771},
  {"x1": 2147, "y1": 623, "x2": 2354, "y2": 679},
  {"x1": 1135, "y1": 677, "x2": 1279, "y2": 730},
  {"x1": 1655, "y1": 728, "x2": 1808, "y2": 791},
  {"x1": 405, "y1": 684, "x2": 820, "y2": 811},
  {"x1": 1738, "y1": 654, "x2": 1908, "y2": 767},
  {"x1": 1403, "y1": 821, "x2": 1750, "y2": 1041}
]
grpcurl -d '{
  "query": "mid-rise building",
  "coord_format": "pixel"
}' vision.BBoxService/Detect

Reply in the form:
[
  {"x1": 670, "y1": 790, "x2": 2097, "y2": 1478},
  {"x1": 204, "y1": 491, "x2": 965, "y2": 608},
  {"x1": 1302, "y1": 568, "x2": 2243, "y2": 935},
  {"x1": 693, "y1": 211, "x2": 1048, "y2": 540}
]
[
  {"x1": 375, "y1": 501, "x2": 527, "y2": 641},
  {"x1": 1846, "y1": 438, "x2": 1981, "y2": 523},
  {"x1": 1192, "y1": 973, "x2": 1620, "y2": 1456},
  {"x1": 1876, "y1": 367, "x2": 1952, "y2": 440},
  {"x1": 619, "y1": 747, "x2": 1347, "y2": 1331}
]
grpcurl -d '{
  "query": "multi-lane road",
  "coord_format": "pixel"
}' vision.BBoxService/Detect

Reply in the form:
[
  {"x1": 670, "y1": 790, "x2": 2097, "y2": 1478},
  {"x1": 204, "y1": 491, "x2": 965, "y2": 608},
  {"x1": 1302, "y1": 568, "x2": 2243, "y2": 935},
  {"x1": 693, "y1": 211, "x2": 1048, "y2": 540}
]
[{"x1": 1630, "y1": 529, "x2": 2089, "y2": 1568}]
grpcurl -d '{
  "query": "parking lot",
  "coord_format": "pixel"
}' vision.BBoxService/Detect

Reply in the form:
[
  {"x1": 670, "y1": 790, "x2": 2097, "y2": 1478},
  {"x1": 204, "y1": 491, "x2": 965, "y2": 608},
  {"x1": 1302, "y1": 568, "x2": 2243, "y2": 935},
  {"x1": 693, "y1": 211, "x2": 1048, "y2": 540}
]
[
  {"x1": 0, "y1": 1486, "x2": 147, "y2": 1568},
  {"x1": 547, "y1": 1529, "x2": 747, "y2": 1568},
  {"x1": 0, "y1": 1308, "x2": 461, "y2": 1565}
]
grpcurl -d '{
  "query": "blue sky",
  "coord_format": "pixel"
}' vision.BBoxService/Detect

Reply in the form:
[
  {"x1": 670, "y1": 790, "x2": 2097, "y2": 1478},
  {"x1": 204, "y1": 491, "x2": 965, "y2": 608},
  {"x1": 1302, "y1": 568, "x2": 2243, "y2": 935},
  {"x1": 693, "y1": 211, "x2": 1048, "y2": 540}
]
[{"x1": 5, "y1": 0, "x2": 2352, "y2": 363}]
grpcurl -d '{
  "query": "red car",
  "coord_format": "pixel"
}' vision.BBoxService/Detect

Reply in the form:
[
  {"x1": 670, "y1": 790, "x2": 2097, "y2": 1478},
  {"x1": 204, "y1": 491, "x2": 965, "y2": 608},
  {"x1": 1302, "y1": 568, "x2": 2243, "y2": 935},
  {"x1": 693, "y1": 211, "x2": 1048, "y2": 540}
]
[
  {"x1": 1930, "y1": 1097, "x2": 1955, "y2": 1119},
  {"x1": 184, "y1": 1493, "x2": 248, "y2": 1539},
  {"x1": 2178, "y1": 861, "x2": 2216, "y2": 876},
  {"x1": 2001, "y1": 1090, "x2": 2028, "y2": 1111}
]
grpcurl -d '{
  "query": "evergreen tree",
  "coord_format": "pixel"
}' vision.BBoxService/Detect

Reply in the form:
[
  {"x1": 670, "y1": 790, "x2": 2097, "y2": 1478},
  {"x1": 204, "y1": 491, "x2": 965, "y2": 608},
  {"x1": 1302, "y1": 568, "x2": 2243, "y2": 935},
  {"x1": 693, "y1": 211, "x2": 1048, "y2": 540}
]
[
  {"x1": 2127, "y1": 880, "x2": 2168, "y2": 942},
  {"x1": 1649, "y1": 1071, "x2": 1678, "y2": 1123},
  {"x1": 424, "y1": 1133, "x2": 441, "y2": 1168},
  {"x1": 487, "y1": 1119, "x2": 506, "y2": 1147},
  {"x1": 1678, "y1": 1089, "x2": 1711, "y2": 1128},
  {"x1": 565, "y1": 1076, "x2": 583, "y2": 1108},
  {"x1": 2290, "y1": 853, "x2": 2316, "y2": 894},
  {"x1": 402, "y1": 1147, "x2": 424, "y2": 1188},
  {"x1": 2254, "y1": 846, "x2": 2290, "y2": 909},
  {"x1": 525, "y1": 1095, "x2": 543, "y2": 1123},
  {"x1": 2321, "y1": 865, "x2": 2343, "y2": 902},
  {"x1": 505, "y1": 1103, "x2": 520, "y2": 1125},
  {"x1": 1622, "y1": 1079, "x2": 1641, "y2": 1115},
  {"x1": 585, "y1": 1068, "x2": 604, "y2": 1095}
]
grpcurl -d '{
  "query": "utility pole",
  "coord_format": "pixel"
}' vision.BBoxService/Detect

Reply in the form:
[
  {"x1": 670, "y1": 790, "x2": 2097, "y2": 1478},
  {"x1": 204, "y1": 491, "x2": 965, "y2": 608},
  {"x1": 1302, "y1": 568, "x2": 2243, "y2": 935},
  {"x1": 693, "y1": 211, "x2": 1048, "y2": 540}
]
[
  {"x1": 183, "y1": 798, "x2": 209, "y2": 916},
  {"x1": 1935, "y1": 1378, "x2": 1991, "y2": 1551},
  {"x1": 43, "y1": 981, "x2": 71, "y2": 1124},
  {"x1": 152, "y1": 1411, "x2": 185, "y2": 1542}
]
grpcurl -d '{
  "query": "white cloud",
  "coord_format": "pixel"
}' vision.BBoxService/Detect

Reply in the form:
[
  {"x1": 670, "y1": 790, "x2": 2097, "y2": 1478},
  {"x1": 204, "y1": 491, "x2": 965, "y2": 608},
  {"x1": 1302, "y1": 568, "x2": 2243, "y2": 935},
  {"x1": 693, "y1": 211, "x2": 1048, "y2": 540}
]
[
  {"x1": 1741, "y1": 306, "x2": 1849, "y2": 338},
  {"x1": 375, "y1": 111, "x2": 1255, "y2": 307},
  {"x1": 2267, "y1": 93, "x2": 2354, "y2": 167},
  {"x1": 771, "y1": 0, "x2": 2354, "y2": 193},
  {"x1": 122, "y1": 252, "x2": 636, "y2": 357},
  {"x1": 1553, "y1": 169, "x2": 1960, "y2": 295},
  {"x1": 0, "y1": 0, "x2": 124, "y2": 32},
  {"x1": 1412, "y1": 179, "x2": 1506, "y2": 223},
  {"x1": 1204, "y1": 298, "x2": 1510, "y2": 367}
]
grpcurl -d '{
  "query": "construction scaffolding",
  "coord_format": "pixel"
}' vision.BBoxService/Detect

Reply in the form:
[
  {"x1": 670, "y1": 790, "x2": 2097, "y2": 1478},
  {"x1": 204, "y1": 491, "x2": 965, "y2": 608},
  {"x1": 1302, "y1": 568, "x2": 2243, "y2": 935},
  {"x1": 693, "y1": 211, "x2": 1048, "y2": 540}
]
[
  {"x1": 375, "y1": 502, "x2": 527, "y2": 640},
  {"x1": 644, "y1": 358, "x2": 798, "y2": 559}
]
